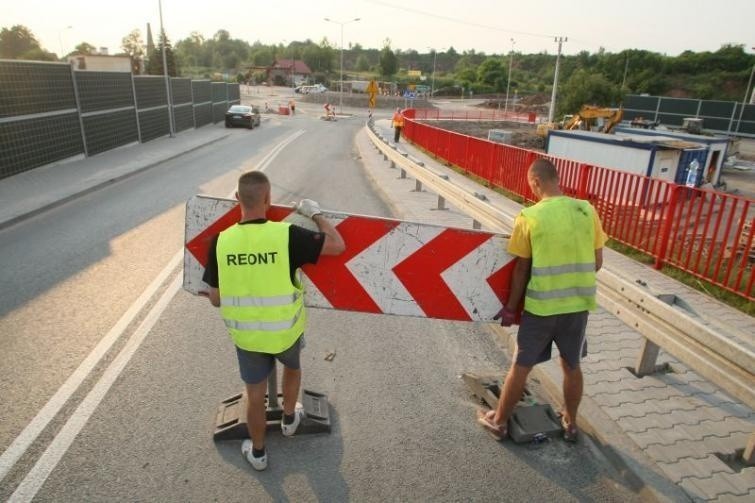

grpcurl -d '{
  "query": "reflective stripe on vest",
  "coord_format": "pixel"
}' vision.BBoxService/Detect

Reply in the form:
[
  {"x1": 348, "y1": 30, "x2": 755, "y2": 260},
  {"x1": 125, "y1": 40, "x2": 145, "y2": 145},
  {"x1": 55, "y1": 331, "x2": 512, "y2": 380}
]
[
  {"x1": 221, "y1": 292, "x2": 301, "y2": 308},
  {"x1": 224, "y1": 305, "x2": 303, "y2": 331},
  {"x1": 521, "y1": 196, "x2": 598, "y2": 316},
  {"x1": 217, "y1": 221, "x2": 305, "y2": 353}
]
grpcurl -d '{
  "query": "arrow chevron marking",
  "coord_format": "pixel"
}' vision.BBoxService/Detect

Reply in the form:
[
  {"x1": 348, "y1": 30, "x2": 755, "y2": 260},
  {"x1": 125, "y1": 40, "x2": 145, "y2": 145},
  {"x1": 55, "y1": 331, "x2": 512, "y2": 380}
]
[
  {"x1": 393, "y1": 229, "x2": 493, "y2": 320},
  {"x1": 441, "y1": 237, "x2": 515, "y2": 319},
  {"x1": 303, "y1": 216, "x2": 399, "y2": 313},
  {"x1": 346, "y1": 222, "x2": 443, "y2": 317}
]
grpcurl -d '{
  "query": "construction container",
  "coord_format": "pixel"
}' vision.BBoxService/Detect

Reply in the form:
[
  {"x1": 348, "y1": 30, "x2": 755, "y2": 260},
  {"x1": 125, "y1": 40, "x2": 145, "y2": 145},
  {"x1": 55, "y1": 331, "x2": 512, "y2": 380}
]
[
  {"x1": 546, "y1": 130, "x2": 709, "y2": 186},
  {"x1": 614, "y1": 126, "x2": 728, "y2": 187}
]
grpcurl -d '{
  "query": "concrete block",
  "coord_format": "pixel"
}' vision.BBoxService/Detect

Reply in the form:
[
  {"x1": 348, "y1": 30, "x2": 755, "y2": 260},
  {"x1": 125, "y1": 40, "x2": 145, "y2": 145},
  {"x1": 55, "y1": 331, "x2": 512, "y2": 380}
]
[
  {"x1": 628, "y1": 425, "x2": 695, "y2": 449},
  {"x1": 680, "y1": 474, "x2": 745, "y2": 500},
  {"x1": 646, "y1": 439, "x2": 713, "y2": 463},
  {"x1": 656, "y1": 455, "x2": 733, "y2": 483},
  {"x1": 703, "y1": 431, "x2": 752, "y2": 455},
  {"x1": 711, "y1": 492, "x2": 755, "y2": 503}
]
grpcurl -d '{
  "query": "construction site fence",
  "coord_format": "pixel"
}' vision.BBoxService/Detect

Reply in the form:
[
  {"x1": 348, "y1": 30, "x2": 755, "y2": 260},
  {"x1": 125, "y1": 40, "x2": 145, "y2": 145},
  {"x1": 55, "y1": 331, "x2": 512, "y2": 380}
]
[{"x1": 401, "y1": 109, "x2": 754, "y2": 301}]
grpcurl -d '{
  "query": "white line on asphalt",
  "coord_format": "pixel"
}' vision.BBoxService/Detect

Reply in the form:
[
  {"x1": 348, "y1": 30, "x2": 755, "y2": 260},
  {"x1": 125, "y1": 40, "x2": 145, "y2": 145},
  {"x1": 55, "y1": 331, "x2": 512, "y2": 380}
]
[
  {"x1": 4, "y1": 127, "x2": 307, "y2": 500},
  {"x1": 0, "y1": 250, "x2": 182, "y2": 484},
  {"x1": 8, "y1": 275, "x2": 183, "y2": 503}
]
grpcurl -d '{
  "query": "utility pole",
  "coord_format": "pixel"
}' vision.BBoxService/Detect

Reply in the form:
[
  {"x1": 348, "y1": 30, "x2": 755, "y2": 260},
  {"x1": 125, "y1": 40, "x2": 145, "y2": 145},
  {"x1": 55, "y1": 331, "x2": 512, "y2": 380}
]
[
  {"x1": 735, "y1": 46, "x2": 755, "y2": 133},
  {"x1": 504, "y1": 38, "x2": 516, "y2": 116},
  {"x1": 621, "y1": 54, "x2": 629, "y2": 90},
  {"x1": 548, "y1": 36, "x2": 567, "y2": 124},
  {"x1": 159, "y1": 0, "x2": 175, "y2": 138}
]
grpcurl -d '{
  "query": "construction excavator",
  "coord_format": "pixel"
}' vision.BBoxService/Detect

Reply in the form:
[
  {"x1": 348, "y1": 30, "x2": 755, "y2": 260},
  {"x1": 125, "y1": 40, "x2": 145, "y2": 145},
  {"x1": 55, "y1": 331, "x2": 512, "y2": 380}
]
[{"x1": 537, "y1": 105, "x2": 624, "y2": 137}]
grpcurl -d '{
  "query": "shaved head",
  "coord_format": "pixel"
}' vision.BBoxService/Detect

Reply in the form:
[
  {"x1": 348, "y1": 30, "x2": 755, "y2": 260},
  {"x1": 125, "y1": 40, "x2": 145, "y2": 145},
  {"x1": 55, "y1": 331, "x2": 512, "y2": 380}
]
[
  {"x1": 529, "y1": 159, "x2": 559, "y2": 183},
  {"x1": 237, "y1": 171, "x2": 270, "y2": 209}
]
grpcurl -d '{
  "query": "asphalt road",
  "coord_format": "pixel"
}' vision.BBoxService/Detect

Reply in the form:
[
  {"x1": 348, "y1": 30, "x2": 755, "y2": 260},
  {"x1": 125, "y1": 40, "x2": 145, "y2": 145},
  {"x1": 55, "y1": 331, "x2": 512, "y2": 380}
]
[{"x1": 0, "y1": 112, "x2": 640, "y2": 502}]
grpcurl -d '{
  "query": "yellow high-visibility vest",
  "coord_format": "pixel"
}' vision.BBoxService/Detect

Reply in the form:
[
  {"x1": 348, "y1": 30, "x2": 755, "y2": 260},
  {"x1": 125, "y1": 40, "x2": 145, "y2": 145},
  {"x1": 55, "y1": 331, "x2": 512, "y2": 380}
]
[
  {"x1": 521, "y1": 196, "x2": 598, "y2": 316},
  {"x1": 217, "y1": 222, "x2": 305, "y2": 353}
]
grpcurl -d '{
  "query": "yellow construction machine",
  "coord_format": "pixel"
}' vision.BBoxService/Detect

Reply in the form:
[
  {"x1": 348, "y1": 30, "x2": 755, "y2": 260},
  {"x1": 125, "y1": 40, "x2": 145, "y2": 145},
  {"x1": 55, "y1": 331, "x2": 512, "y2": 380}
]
[{"x1": 537, "y1": 105, "x2": 624, "y2": 137}]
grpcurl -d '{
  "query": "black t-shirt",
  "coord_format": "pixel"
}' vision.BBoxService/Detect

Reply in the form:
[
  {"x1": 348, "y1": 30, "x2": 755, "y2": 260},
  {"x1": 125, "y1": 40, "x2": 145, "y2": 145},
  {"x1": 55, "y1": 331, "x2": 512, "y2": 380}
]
[{"x1": 202, "y1": 219, "x2": 325, "y2": 288}]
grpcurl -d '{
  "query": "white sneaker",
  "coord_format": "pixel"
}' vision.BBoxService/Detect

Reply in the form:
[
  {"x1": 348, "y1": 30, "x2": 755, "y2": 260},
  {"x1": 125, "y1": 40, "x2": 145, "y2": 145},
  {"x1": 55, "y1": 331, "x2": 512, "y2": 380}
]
[
  {"x1": 281, "y1": 403, "x2": 304, "y2": 437},
  {"x1": 241, "y1": 439, "x2": 267, "y2": 471}
]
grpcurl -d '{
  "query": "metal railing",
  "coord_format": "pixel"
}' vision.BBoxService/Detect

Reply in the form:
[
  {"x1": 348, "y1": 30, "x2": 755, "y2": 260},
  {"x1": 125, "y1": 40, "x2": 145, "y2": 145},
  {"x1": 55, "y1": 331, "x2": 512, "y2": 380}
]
[
  {"x1": 401, "y1": 112, "x2": 755, "y2": 301},
  {"x1": 365, "y1": 119, "x2": 754, "y2": 457}
]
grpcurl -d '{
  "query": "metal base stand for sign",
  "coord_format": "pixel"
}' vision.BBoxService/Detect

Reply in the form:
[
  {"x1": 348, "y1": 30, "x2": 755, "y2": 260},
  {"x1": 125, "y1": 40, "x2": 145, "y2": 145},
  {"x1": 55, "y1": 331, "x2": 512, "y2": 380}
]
[
  {"x1": 213, "y1": 362, "x2": 331, "y2": 441},
  {"x1": 463, "y1": 372, "x2": 563, "y2": 443}
]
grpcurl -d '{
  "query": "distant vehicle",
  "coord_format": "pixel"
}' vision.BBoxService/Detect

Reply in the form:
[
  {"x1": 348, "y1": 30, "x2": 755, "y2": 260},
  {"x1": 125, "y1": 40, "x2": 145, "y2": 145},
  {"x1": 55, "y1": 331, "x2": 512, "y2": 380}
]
[
  {"x1": 225, "y1": 105, "x2": 261, "y2": 129},
  {"x1": 296, "y1": 84, "x2": 328, "y2": 94}
]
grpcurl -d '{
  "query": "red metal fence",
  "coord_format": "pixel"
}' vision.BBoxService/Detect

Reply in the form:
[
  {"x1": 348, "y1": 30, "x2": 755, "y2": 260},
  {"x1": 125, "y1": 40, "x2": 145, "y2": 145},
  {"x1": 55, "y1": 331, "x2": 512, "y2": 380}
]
[
  {"x1": 411, "y1": 108, "x2": 537, "y2": 124},
  {"x1": 402, "y1": 110, "x2": 754, "y2": 301}
]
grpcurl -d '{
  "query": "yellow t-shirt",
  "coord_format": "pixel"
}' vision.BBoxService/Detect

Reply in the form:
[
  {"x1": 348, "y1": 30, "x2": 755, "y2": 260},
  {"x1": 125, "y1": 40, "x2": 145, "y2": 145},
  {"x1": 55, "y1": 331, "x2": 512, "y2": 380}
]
[{"x1": 507, "y1": 202, "x2": 608, "y2": 258}]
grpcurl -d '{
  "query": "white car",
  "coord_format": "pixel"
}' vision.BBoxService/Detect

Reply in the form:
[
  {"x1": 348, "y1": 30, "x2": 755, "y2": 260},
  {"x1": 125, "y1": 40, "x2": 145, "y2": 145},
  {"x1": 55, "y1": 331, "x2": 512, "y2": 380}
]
[{"x1": 297, "y1": 84, "x2": 328, "y2": 94}]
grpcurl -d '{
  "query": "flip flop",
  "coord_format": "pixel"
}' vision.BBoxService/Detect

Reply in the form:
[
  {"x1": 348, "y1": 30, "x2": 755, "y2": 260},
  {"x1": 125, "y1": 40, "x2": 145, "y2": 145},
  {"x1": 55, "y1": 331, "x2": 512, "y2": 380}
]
[{"x1": 476, "y1": 409, "x2": 507, "y2": 441}]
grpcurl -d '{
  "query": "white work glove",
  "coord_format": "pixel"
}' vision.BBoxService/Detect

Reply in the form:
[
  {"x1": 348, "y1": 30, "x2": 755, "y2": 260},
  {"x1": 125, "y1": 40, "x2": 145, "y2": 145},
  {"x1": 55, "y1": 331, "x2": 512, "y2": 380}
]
[{"x1": 295, "y1": 199, "x2": 322, "y2": 218}]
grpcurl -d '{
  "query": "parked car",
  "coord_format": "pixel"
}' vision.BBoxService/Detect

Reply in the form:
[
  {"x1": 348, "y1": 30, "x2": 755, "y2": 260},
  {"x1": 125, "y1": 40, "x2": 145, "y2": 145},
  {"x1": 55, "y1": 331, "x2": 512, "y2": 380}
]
[
  {"x1": 225, "y1": 105, "x2": 261, "y2": 129},
  {"x1": 296, "y1": 84, "x2": 328, "y2": 94}
]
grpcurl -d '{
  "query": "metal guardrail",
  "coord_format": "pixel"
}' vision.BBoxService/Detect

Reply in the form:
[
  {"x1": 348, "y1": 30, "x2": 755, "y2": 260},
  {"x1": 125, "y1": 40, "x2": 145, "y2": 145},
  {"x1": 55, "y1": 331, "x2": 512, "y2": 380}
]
[{"x1": 365, "y1": 119, "x2": 755, "y2": 457}]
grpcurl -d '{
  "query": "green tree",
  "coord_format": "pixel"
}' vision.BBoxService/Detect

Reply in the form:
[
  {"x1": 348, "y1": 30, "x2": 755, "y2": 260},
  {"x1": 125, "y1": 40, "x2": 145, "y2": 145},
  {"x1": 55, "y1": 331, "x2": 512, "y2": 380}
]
[
  {"x1": 74, "y1": 42, "x2": 96, "y2": 54},
  {"x1": 121, "y1": 29, "x2": 145, "y2": 73},
  {"x1": 559, "y1": 69, "x2": 619, "y2": 115},
  {"x1": 0, "y1": 25, "x2": 41, "y2": 59},
  {"x1": 477, "y1": 57, "x2": 507, "y2": 91},
  {"x1": 379, "y1": 39, "x2": 397, "y2": 77},
  {"x1": 147, "y1": 32, "x2": 178, "y2": 76},
  {"x1": 355, "y1": 54, "x2": 369, "y2": 72}
]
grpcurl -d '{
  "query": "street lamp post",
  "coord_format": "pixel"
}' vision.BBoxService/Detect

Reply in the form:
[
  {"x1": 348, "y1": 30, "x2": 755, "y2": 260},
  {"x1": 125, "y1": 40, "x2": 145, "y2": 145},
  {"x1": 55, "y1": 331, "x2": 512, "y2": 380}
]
[
  {"x1": 734, "y1": 46, "x2": 755, "y2": 133},
  {"x1": 504, "y1": 38, "x2": 515, "y2": 116},
  {"x1": 427, "y1": 47, "x2": 445, "y2": 100},
  {"x1": 58, "y1": 25, "x2": 72, "y2": 59},
  {"x1": 324, "y1": 17, "x2": 360, "y2": 114},
  {"x1": 158, "y1": 0, "x2": 175, "y2": 138}
]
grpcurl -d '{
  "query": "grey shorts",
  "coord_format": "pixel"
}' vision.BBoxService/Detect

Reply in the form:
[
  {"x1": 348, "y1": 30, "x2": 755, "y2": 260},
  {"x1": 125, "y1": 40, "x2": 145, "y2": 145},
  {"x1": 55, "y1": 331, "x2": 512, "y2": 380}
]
[
  {"x1": 514, "y1": 311, "x2": 588, "y2": 369},
  {"x1": 235, "y1": 336, "x2": 304, "y2": 384}
]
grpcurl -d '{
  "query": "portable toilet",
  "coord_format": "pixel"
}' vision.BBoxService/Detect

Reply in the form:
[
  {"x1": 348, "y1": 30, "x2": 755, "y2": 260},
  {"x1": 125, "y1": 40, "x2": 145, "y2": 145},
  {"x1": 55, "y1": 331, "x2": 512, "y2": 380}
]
[{"x1": 614, "y1": 126, "x2": 728, "y2": 186}]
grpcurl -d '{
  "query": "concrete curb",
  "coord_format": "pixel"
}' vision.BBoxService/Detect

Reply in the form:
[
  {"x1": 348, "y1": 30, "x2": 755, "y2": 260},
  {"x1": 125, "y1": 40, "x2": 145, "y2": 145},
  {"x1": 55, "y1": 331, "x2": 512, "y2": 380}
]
[{"x1": 0, "y1": 133, "x2": 229, "y2": 231}]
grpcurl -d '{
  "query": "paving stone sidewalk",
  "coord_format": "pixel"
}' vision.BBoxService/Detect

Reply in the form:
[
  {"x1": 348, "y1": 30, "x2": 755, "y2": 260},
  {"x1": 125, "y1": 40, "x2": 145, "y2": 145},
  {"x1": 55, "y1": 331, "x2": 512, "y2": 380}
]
[{"x1": 357, "y1": 120, "x2": 755, "y2": 502}]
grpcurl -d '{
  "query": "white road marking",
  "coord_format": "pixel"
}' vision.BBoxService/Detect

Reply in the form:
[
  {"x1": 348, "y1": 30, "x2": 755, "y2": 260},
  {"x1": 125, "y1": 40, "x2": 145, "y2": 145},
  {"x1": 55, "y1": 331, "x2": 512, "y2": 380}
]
[
  {"x1": 0, "y1": 250, "x2": 182, "y2": 484},
  {"x1": 9, "y1": 275, "x2": 182, "y2": 502},
  {"x1": 1, "y1": 128, "x2": 306, "y2": 497}
]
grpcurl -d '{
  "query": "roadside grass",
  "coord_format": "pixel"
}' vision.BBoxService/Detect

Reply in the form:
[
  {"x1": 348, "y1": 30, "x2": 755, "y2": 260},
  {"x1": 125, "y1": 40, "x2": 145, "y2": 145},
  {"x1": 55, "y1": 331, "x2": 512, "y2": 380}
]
[{"x1": 408, "y1": 140, "x2": 754, "y2": 317}]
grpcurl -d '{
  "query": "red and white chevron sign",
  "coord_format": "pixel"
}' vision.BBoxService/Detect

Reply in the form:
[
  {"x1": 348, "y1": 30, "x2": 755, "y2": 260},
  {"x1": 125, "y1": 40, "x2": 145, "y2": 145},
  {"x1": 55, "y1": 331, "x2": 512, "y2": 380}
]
[{"x1": 184, "y1": 195, "x2": 518, "y2": 322}]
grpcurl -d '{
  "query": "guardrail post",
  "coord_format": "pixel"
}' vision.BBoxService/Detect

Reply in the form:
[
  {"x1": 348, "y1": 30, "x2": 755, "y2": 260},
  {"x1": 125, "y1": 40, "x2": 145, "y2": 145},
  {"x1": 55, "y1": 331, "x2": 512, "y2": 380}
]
[
  {"x1": 472, "y1": 220, "x2": 481, "y2": 230},
  {"x1": 437, "y1": 195, "x2": 446, "y2": 210},
  {"x1": 399, "y1": 168, "x2": 406, "y2": 179},
  {"x1": 577, "y1": 163, "x2": 592, "y2": 200},
  {"x1": 414, "y1": 180, "x2": 422, "y2": 192},
  {"x1": 654, "y1": 185, "x2": 683, "y2": 270},
  {"x1": 634, "y1": 338, "x2": 661, "y2": 376},
  {"x1": 389, "y1": 160, "x2": 396, "y2": 169}
]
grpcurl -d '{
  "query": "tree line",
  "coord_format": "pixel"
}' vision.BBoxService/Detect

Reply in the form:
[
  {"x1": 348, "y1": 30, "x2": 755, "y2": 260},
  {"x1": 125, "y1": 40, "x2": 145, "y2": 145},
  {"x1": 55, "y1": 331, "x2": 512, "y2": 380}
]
[{"x1": 2, "y1": 24, "x2": 753, "y2": 115}]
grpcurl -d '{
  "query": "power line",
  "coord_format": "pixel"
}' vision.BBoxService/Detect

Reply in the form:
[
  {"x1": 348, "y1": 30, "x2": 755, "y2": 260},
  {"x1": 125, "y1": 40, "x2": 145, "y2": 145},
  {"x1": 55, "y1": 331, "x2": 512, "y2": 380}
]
[{"x1": 365, "y1": 0, "x2": 556, "y2": 40}]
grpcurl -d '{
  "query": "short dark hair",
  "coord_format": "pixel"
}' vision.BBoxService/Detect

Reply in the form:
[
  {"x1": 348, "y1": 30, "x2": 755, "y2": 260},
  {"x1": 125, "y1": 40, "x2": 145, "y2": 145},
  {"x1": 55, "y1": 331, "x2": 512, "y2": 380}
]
[
  {"x1": 529, "y1": 158, "x2": 559, "y2": 183},
  {"x1": 237, "y1": 171, "x2": 269, "y2": 207}
]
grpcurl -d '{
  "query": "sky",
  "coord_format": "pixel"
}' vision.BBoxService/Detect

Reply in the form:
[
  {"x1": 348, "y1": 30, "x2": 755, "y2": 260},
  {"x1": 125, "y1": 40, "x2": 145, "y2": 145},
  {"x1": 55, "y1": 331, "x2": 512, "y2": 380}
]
[{"x1": 2, "y1": 0, "x2": 753, "y2": 58}]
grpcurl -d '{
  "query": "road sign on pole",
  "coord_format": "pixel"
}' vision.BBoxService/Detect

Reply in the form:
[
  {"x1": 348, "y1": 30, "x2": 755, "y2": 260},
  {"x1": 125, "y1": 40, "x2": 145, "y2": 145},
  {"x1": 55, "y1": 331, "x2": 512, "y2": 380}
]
[{"x1": 185, "y1": 195, "x2": 518, "y2": 322}]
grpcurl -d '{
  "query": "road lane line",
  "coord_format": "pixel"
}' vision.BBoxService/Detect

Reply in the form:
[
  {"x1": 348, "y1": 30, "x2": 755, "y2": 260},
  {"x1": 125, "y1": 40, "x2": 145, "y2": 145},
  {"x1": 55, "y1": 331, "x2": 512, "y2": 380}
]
[
  {"x1": 0, "y1": 250, "x2": 182, "y2": 484},
  {"x1": 5, "y1": 129, "x2": 305, "y2": 501},
  {"x1": 9, "y1": 275, "x2": 183, "y2": 502}
]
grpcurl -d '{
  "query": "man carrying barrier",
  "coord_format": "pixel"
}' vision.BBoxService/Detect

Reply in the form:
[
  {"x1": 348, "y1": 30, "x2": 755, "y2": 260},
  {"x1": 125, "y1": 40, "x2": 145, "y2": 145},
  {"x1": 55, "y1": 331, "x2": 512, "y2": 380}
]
[
  {"x1": 478, "y1": 158, "x2": 607, "y2": 442},
  {"x1": 202, "y1": 171, "x2": 345, "y2": 471}
]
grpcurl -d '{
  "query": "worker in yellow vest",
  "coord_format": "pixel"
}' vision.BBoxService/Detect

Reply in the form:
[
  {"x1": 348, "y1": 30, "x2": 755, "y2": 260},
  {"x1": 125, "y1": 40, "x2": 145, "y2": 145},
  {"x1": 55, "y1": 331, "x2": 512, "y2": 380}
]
[
  {"x1": 392, "y1": 108, "x2": 405, "y2": 143},
  {"x1": 477, "y1": 158, "x2": 607, "y2": 443},
  {"x1": 203, "y1": 171, "x2": 345, "y2": 471}
]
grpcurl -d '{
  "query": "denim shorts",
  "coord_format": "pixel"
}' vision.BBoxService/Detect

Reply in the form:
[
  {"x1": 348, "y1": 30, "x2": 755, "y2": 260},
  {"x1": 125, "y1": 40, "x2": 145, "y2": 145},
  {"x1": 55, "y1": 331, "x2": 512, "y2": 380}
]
[
  {"x1": 514, "y1": 312, "x2": 588, "y2": 369},
  {"x1": 235, "y1": 335, "x2": 304, "y2": 384}
]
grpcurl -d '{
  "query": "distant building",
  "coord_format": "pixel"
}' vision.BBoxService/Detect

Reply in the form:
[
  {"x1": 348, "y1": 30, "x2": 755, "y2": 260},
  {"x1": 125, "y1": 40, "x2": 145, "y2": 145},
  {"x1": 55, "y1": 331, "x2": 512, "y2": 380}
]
[
  {"x1": 68, "y1": 53, "x2": 132, "y2": 72},
  {"x1": 270, "y1": 59, "x2": 312, "y2": 86}
]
